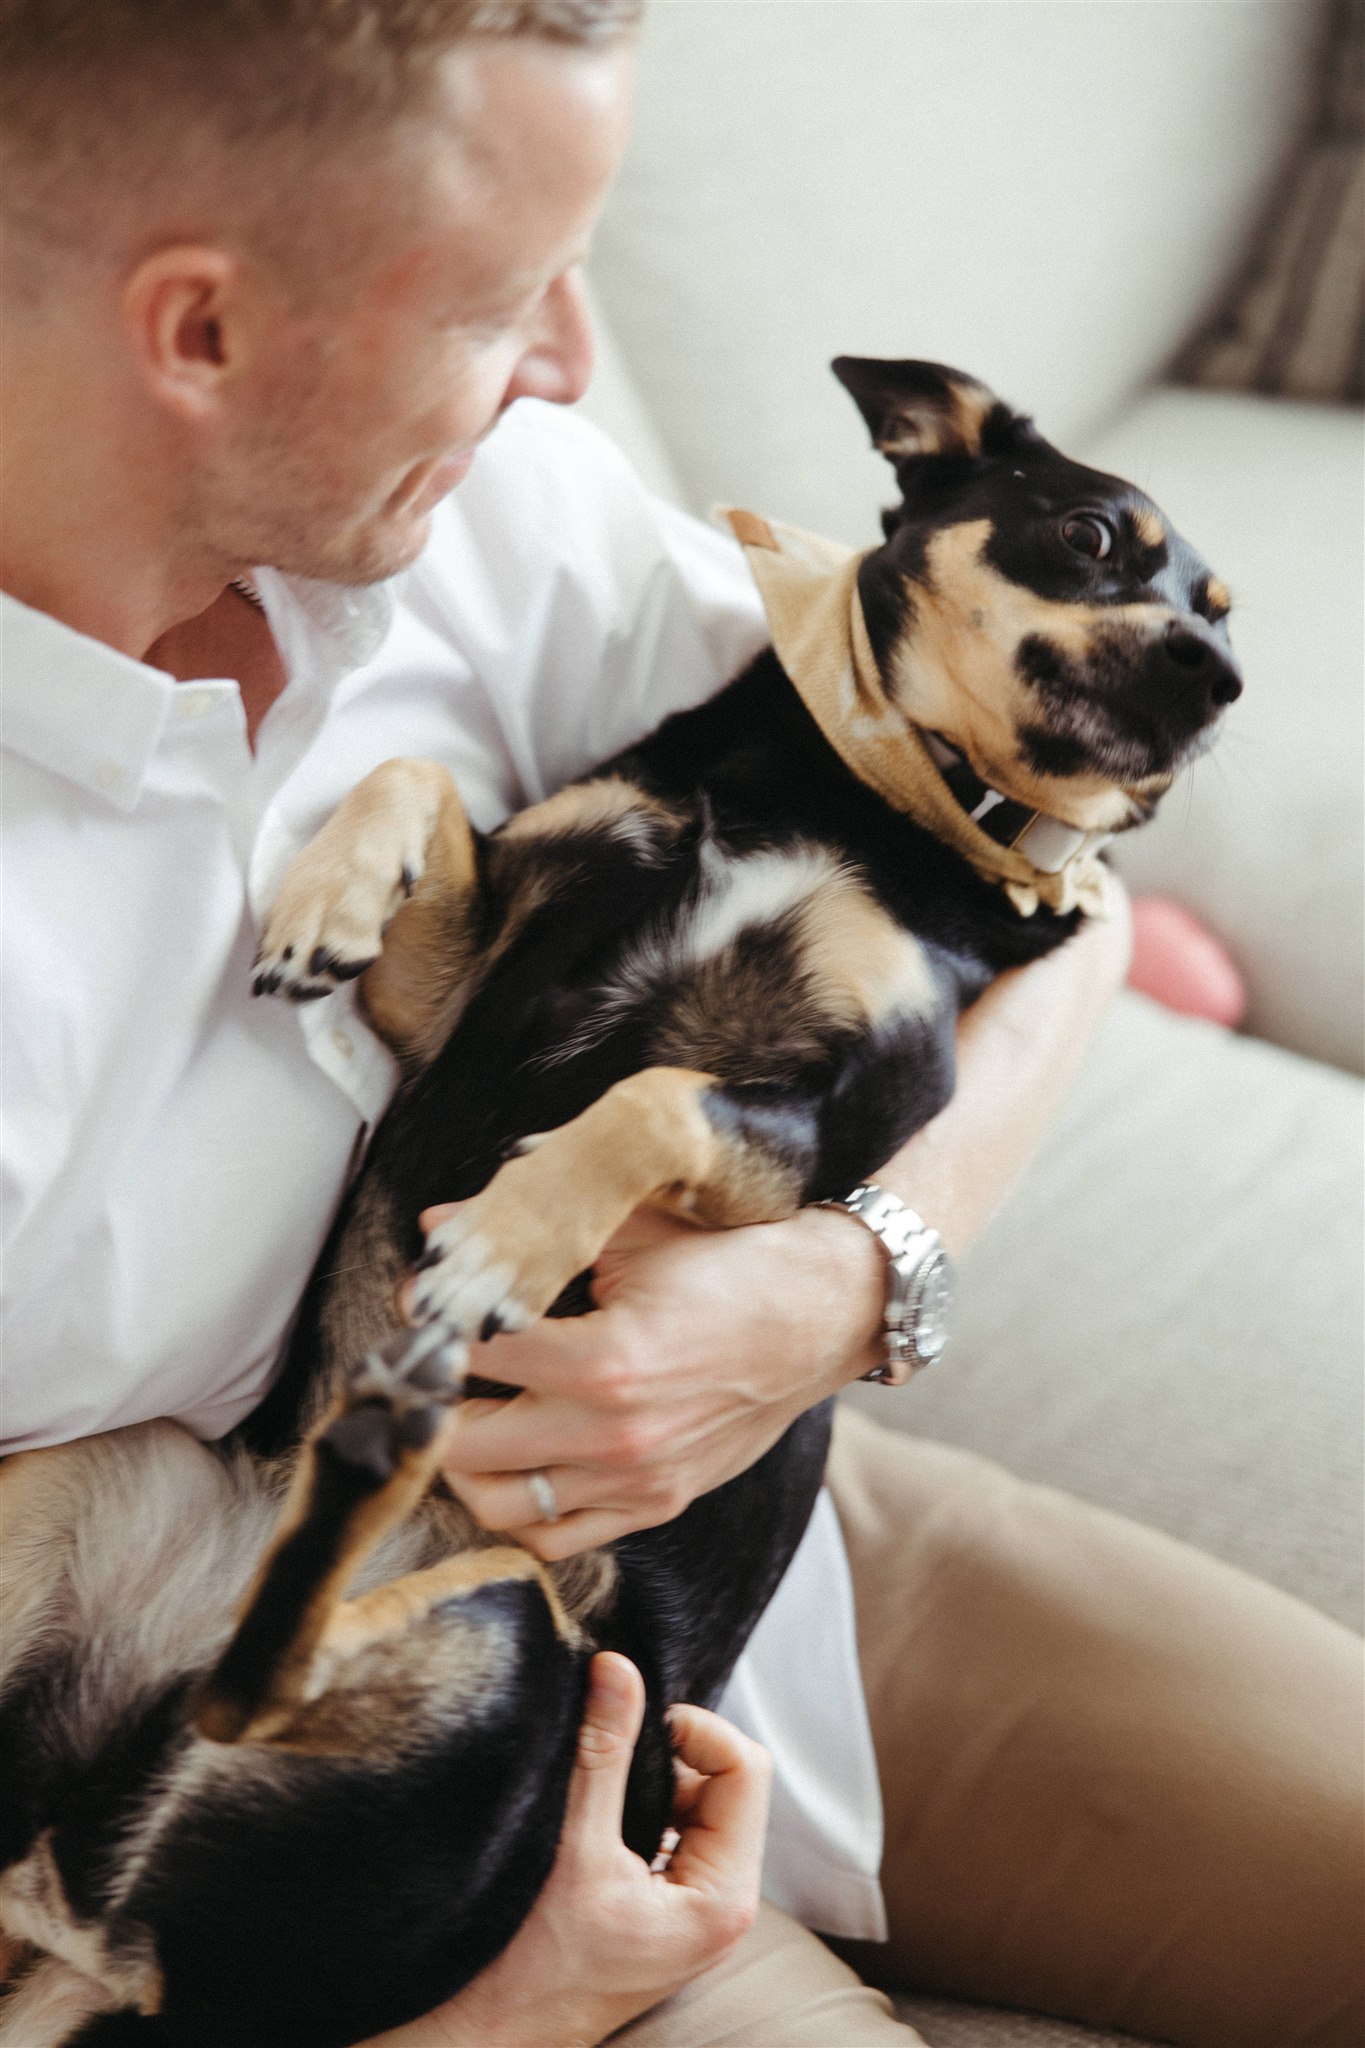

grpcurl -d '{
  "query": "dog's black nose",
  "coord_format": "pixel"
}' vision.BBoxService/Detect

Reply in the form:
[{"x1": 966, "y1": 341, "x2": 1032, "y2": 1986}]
[{"x1": 1162, "y1": 624, "x2": 1243, "y2": 706}]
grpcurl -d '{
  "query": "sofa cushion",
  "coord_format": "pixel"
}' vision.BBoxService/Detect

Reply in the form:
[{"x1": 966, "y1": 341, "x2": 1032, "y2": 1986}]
[
  {"x1": 889, "y1": 1996, "x2": 1156, "y2": 2048},
  {"x1": 843, "y1": 990, "x2": 1364, "y2": 1634}
]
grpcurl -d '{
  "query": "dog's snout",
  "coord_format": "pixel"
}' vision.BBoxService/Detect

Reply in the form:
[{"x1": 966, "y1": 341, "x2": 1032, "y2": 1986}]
[{"x1": 1161, "y1": 622, "x2": 1243, "y2": 707}]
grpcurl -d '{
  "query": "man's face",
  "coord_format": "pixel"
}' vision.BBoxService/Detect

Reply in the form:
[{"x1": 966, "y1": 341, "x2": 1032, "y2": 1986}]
[{"x1": 200, "y1": 37, "x2": 634, "y2": 586}]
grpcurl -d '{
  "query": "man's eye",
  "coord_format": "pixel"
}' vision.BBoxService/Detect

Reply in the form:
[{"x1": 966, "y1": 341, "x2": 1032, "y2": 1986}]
[{"x1": 1061, "y1": 515, "x2": 1113, "y2": 561}]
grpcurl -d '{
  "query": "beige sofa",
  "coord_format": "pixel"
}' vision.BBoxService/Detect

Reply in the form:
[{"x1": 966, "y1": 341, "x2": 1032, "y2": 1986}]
[{"x1": 580, "y1": 4, "x2": 1364, "y2": 2041}]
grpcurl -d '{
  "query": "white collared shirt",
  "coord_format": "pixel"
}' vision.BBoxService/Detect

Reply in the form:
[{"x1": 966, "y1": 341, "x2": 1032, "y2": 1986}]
[{"x1": 0, "y1": 397, "x2": 884, "y2": 1941}]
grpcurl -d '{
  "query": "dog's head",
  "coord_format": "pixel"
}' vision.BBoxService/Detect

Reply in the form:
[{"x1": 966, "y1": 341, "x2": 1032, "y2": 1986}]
[{"x1": 834, "y1": 356, "x2": 1240, "y2": 834}]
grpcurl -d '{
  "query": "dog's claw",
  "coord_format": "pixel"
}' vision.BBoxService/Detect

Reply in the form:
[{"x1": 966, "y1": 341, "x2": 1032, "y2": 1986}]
[
  {"x1": 360, "y1": 1323, "x2": 469, "y2": 1395},
  {"x1": 307, "y1": 946, "x2": 371, "y2": 983},
  {"x1": 407, "y1": 1211, "x2": 541, "y2": 1343}
]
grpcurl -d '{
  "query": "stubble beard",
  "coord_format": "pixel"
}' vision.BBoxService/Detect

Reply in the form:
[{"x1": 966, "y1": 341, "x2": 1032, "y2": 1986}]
[{"x1": 193, "y1": 359, "x2": 435, "y2": 590}]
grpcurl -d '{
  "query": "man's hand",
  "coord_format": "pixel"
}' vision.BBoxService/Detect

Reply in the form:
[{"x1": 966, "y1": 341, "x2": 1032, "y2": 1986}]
[
  {"x1": 367, "y1": 1653, "x2": 770, "y2": 2048},
  {"x1": 430, "y1": 1198, "x2": 880, "y2": 1558},
  {"x1": 436, "y1": 877, "x2": 1133, "y2": 1560}
]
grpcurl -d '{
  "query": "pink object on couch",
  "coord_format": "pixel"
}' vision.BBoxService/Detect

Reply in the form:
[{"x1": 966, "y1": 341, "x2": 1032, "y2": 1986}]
[{"x1": 1127, "y1": 897, "x2": 1248, "y2": 1026}]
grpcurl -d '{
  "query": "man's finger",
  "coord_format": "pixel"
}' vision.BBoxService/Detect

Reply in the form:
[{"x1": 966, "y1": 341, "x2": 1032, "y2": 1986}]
[
  {"x1": 559, "y1": 1652, "x2": 646, "y2": 1851},
  {"x1": 440, "y1": 1389, "x2": 623, "y2": 1475},
  {"x1": 506, "y1": 1505, "x2": 650, "y2": 1562},
  {"x1": 443, "y1": 1462, "x2": 596, "y2": 1530},
  {"x1": 664, "y1": 1705, "x2": 772, "y2": 1893}
]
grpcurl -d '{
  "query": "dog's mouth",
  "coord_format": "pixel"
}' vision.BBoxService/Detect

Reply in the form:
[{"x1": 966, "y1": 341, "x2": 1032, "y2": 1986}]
[{"x1": 1011, "y1": 621, "x2": 1241, "y2": 790}]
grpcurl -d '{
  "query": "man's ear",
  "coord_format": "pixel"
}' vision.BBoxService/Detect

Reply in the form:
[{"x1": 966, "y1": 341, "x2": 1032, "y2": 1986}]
[
  {"x1": 121, "y1": 245, "x2": 241, "y2": 423},
  {"x1": 831, "y1": 356, "x2": 1021, "y2": 464}
]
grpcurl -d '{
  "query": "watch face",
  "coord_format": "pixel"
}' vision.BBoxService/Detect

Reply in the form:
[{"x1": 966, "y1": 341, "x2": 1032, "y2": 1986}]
[{"x1": 911, "y1": 1253, "x2": 952, "y2": 1363}]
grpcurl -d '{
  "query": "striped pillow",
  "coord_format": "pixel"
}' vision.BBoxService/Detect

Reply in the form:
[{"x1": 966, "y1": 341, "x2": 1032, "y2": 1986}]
[{"x1": 1176, "y1": 0, "x2": 1363, "y2": 403}]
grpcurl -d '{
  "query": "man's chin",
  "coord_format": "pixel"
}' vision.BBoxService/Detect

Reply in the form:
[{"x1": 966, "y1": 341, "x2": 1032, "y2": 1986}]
[
  {"x1": 302, "y1": 506, "x2": 440, "y2": 589},
  {"x1": 316, "y1": 452, "x2": 474, "y2": 584}
]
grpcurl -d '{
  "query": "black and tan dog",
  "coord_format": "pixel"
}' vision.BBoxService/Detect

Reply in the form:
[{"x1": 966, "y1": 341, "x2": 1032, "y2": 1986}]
[{"x1": 0, "y1": 360, "x2": 1239, "y2": 2047}]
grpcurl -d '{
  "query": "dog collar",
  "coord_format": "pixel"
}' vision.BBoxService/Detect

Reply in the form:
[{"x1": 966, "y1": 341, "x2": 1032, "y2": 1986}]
[
  {"x1": 920, "y1": 732, "x2": 1113, "y2": 877},
  {"x1": 719, "y1": 505, "x2": 1111, "y2": 919}
]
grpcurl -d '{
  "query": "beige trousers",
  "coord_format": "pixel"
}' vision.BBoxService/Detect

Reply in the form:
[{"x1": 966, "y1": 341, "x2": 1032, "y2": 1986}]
[{"x1": 616, "y1": 1408, "x2": 1365, "y2": 2048}]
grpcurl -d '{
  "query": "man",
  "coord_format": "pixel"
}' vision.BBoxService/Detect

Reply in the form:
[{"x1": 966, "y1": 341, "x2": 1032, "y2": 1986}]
[{"x1": 2, "y1": 5, "x2": 1360, "y2": 2045}]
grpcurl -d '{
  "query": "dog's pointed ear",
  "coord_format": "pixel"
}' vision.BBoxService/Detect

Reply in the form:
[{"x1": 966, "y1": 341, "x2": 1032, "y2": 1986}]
[{"x1": 832, "y1": 356, "x2": 1022, "y2": 463}]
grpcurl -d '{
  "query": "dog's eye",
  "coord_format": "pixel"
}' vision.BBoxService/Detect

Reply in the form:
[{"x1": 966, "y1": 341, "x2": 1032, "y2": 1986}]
[{"x1": 1061, "y1": 515, "x2": 1113, "y2": 561}]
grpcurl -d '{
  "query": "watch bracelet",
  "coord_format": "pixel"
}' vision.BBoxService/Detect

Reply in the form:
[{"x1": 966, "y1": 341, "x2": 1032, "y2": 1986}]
[{"x1": 817, "y1": 1182, "x2": 945, "y2": 1387}]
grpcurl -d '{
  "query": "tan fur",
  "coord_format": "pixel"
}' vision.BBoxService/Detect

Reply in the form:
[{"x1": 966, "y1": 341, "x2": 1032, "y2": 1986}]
[
  {"x1": 889, "y1": 519, "x2": 1165, "y2": 832},
  {"x1": 0, "y1": 1427, "x2": 284, "y2": 1747},
  {"x1": 0, "y1": 1954, "x2": 120, "y2": 2047},
  {"x1": 0, "y1": 1449, "x2": 75, "y2": 1661},
  {"x1": 642, "y1": 865, "x2": 938, "y2": 1095},
  {"x1": 266, "y1": 767, "x2": 687, "y2": 1070},
  {"x1": 311, "y1": 1177, "x2": 413, "y2": 1428},
  {"x1": 792, "y1": 870, "x2": 939, "y2": 1031},
  {"x1": 879, "y1": 375, "x2": 995, "y2": 461},
  {"x1": 359, "y1": 773, "x2": 481, "y2": 1063},
  {"x1": 261, "y1": 760, "x2": 458, "y2": 969},
  {"x1": 236, "y1": 1549, "x2": 578, "y2": 1756},
  {"x1": 1130, "y1": 505, "x2": 1166, "y2": 549},
  {"x1": 417, "y1": 1063, "x2": 806, "y2": 1333},
  {"x1": 323, "y1": 1546, "x2": 577, "y2": 1659},
  {"x1": 1204, "y1": 576, "x2": 1232, "y2": 619},
  {"x1": 0, "y1": 1838, "x2": 162, "y2": 2017},
  {"x1": 497, "y1": 775, "x2": 679, "y2": 845},
  {"x1": 192, "y1": 1396, "x2": 464, "y2": 1744}
]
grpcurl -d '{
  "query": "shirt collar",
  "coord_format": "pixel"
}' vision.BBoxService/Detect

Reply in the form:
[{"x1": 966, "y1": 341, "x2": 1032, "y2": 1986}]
[{"x1": 0, "y1": 576, "x2": 393, "y2": 813}]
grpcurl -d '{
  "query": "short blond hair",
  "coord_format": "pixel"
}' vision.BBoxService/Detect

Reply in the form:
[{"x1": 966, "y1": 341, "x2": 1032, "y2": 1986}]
[{"x1": 0, "y1": 0, "x2": 641, "y2": 297}]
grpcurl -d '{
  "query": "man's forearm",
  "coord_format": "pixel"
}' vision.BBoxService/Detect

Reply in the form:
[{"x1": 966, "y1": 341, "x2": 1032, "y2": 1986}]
[
  {"x1": 875, "y1": 875, "x2": 1133, "y2": 1253},
  {"x1": 791, "y1": 880, "x2": 1134, "y2": 1382}
]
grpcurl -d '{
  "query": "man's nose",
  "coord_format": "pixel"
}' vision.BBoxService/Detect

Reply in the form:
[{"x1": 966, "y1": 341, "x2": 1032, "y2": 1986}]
[{"x1": 505, "y1": 269, "x2": 595, "y2": 410}]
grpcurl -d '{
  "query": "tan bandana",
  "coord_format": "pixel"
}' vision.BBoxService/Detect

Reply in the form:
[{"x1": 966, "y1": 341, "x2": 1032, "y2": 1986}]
[{"x1": 720, "y1": 507, "x2": 1110, "y2": 919}]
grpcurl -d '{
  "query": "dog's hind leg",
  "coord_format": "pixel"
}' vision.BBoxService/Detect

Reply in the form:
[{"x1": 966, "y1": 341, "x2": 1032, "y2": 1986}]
[{"x1": 192, "y1": 1326, "x2": 583, "y2": 1748}]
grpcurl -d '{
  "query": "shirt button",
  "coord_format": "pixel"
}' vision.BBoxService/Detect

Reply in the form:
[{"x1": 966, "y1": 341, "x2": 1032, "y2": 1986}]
[
  {"x1": 176, "y1": 689, "x2": 215, "y2": 720},
  {"x1": 93, "y1": 762, "x2": 121, "y2": 790},
  {"x1": 331, "y1": 1029, "x2": 355, "y2": 1059}
]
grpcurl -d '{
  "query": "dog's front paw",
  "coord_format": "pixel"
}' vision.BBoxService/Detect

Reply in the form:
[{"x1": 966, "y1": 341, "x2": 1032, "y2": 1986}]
[
  {"x1": 409, "y1": 1172, "x2": 593, "y2": 1342},
  {"x1": 253, "y1": 819, "x2": 429, "y2": 1002},
  {"x1": 319, "y1": 1324, "x2": 469, "y2": 1483}
]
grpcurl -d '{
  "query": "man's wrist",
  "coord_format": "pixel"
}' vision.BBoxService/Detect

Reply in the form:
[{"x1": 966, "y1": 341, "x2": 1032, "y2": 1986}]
[{"x1": 790, "y1": 1203, "x2": 887, "y2": 1387}]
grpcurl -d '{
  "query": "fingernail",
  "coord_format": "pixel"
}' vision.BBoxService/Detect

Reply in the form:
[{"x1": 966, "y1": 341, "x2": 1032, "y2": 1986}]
[{"x1": 590, "y1": 1653, "x2": 634, "y2": 1705}]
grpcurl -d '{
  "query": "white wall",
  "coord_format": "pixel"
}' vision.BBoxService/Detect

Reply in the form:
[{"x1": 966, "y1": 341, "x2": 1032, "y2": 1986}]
[{"x1": 589, "y1": 0, "x2": 1321, "y2": 538}]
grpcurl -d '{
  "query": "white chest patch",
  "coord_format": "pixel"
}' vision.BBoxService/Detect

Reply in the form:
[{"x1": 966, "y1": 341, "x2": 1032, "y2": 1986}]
[
  {"x1": 678, "y1": 841, "x2": 847, "y2": 972},
  {"x1": 538, "y1": 841, "x2": 849, "y2": 1068}
]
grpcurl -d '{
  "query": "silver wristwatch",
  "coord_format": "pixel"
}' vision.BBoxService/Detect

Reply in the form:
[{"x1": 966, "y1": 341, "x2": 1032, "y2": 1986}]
[{"x1": 819, "y1": 1183, "x2": 953, "y2": 1385}]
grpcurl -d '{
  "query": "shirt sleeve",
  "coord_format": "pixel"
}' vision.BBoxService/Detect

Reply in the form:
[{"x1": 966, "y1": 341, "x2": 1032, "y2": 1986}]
[{"x1": 395, "y1": 398, "x2": 772, "y2": 811}]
